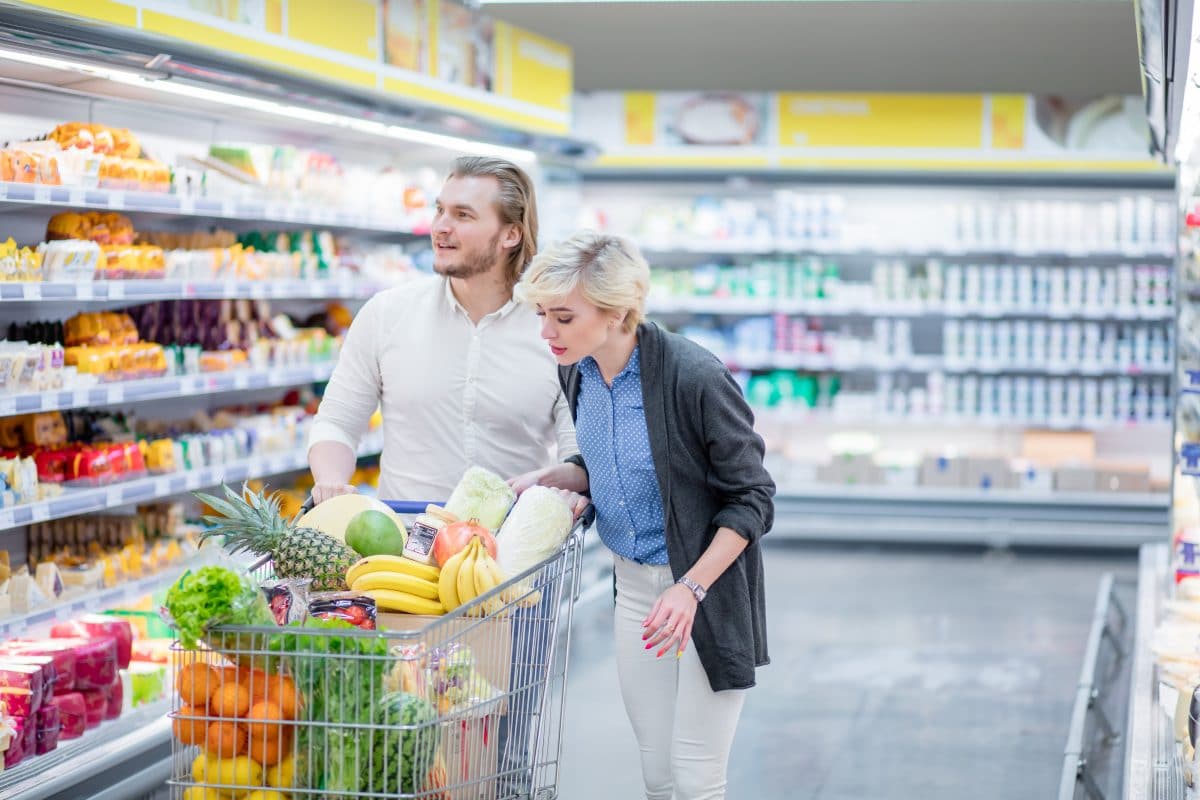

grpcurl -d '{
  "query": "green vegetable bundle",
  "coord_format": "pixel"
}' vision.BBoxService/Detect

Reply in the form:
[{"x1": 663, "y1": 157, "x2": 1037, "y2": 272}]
[{"x1": 162, "y1": 565, "x2": 275, "y2": 664}]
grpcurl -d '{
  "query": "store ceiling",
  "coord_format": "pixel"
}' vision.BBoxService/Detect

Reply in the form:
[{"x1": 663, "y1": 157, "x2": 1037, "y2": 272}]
[{"x1": 481, "y1": 0, "x2": 1143, "y2": 96}]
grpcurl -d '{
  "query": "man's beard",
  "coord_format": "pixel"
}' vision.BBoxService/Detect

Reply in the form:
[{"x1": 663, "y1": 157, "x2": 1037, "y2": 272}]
[{"x1": 434, "y1": 233, "x2": 501, "y2": 279}]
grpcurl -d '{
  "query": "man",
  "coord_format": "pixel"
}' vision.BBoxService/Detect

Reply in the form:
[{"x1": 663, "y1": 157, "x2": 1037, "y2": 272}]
[
  {"x1": 306, "y1": 156, "x2": 581, "y2": 796},
  {"x1": 307, "y1": 155, "x2": 579, "y2": 503}
]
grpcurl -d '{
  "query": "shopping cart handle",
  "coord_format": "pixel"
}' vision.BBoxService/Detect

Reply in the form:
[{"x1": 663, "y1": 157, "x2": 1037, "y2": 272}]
[{"x1": 383, "y1": 500, "x2": 440, "y2": 515}]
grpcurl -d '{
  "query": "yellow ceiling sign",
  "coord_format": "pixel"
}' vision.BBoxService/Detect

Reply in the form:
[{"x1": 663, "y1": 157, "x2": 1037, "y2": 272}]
[{"x1": 777, "y1": 93, "x2": 985, "y2": 149}]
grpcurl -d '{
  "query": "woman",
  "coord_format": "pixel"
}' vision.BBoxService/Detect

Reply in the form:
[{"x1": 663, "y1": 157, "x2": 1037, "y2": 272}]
[{"x1": 510, "y1": 231, "x2": 774, "y2": 800}]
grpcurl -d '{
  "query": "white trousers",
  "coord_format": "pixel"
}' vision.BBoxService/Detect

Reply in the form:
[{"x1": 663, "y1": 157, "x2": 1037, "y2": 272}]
[{"x1": 612, "y1": 555, "x2": 747, "y2": 800}]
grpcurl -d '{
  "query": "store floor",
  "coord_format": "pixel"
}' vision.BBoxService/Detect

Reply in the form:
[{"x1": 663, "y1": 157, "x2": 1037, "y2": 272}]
[{"x1": 557, "y1": 541, "x2": 1136, "y2": 800}]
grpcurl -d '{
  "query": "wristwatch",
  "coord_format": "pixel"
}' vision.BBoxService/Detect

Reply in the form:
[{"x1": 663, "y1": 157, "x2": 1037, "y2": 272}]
[{"x1": 677, "y1": 576, "x2": 707, "y2": 603}]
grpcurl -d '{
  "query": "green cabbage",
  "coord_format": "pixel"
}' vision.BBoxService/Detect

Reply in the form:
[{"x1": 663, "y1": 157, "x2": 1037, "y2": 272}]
[
  {"x1": 496, "y1": 486, "x2": 573, "y2": 578},
  {"x1": 444, "y1": 466, "x2": 516, "y2": 530}
]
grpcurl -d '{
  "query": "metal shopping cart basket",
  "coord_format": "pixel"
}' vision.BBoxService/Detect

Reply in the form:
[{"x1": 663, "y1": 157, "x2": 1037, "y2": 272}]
[{"x1": 168, "y1": 498, "x2": 594, "y2": 800}]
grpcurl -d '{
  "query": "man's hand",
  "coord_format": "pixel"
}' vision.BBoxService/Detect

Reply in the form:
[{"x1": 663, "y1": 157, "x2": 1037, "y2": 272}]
[{"x1": 311, "y1": 482, "x2": 357, "y2": 506}]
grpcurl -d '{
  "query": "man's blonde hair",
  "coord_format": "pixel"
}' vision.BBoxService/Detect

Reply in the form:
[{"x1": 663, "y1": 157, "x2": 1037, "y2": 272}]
[
  {"x1": 517, "y1": 231, "x2": 649, "y2": 334},
  {"x1": 449, "y1": 156, "x2": 538, "y2": 287}
]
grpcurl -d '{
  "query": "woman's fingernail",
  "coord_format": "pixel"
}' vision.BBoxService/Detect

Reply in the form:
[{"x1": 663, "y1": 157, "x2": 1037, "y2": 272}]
[{"x1": 644, "y1": 642, "x2": 653, "y2": 650}]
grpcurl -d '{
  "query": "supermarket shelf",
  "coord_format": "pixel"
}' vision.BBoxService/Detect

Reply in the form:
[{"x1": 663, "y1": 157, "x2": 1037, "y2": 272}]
[
  {"x1": 641, "y1": 240, "x2": 1175, "y2": 260},
  {"x1": 0, "y1": 181, "x2": 422, "y2": 235},
  {"x1": 0, "y1": 561, "x2": 194, "y2": 639},
  {"x1": 0, "y1": 278, "x2": 381, "y2": 303},
  {"x1": 770, "y1": 486, "x2": 1167, "y2": 548},
  {"x1": 0, "y1": 432, "x2": 385, "y2": 535},
  {"x1": 1123, "y1": 544, "x2": 1186, "y2": 800},
  {"x1": 648, "y1": 296, "x2": 1174, "y2": 321},
  {"x1": 0, "y1": 699, "x2": 172, "y2": 800},
  {"x1": 0, "y1": 362, "x2": 338, "y2": 418},
  {"x1": 754, "y1": 409, "x2": 1171, "y2": 432},
  {"x1": 720, "y1": 351, "x2": 1171, "y2": 376}
]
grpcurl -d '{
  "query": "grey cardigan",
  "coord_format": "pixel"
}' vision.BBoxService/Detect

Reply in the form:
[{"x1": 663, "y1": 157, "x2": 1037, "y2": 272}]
[{"x1": 560, "y1": 322, "x2": 775, "y2": 691}]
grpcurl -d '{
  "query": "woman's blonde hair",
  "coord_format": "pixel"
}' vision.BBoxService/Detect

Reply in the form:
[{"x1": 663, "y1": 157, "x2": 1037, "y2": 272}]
[{"x1": 517, "y1": 231, "x2": 649, "y2": 334}]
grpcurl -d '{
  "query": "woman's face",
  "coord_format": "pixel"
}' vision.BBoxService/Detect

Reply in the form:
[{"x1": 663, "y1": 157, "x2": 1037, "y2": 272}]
[{"x1": 536, "y1": 284, "x2": 624, "y2": 365}]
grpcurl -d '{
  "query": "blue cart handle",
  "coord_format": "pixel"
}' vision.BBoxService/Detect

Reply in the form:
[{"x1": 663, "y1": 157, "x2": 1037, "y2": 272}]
[{"x1": 383, "y1": 500, "x2": 442, "y2": 515}]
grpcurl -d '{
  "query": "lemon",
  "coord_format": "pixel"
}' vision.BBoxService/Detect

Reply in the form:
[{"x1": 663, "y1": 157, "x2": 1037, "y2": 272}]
[
  {"x1": 182, "y1": 788, "x2": 222, "y2": 800},
  {"x1": 191, "y1": 753, "x2": 210, "y2": 783},
  {"x1": 208, "y1": 756, "x2": 263, "y2": 789},
  {"x1": 265, "y1": 755, "x2": 296, "y2": 789},
  {"x1": 244, "y1": 792, "x2": 289, "y2": 800}
]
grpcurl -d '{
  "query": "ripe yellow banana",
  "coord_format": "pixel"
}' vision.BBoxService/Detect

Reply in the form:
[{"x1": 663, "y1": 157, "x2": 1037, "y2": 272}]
[
  {"x1": 351, "y1": 571, "x2": 440, "y2": 600},
  {"x1": 473, "y1": 549, "x2": 498, "y2": 599},
  {"x1": 367, "y1": 588, "x2": 446, "y2": 616},
  {"x1": 438, "y1": 545, "x2": 469, "y2": 611},
  {"x1": 456, "y1": 540, "x2": 480, "y2": 606},
  {"x1": 346, "y1": 555, "x2": 440, "y2": 587}
]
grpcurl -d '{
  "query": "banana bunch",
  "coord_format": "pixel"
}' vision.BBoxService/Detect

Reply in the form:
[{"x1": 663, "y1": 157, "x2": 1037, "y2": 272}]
[
  {"x1": 347, "y1": 555, "x2": 446, "y2": 616},
  {"x1": 438, "y1": 538, "x2": 509, "y2": 616}
]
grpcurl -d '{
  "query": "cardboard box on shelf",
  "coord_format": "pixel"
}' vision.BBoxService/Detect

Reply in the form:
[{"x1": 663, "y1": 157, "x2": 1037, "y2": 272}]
[
  {"x1": 1094, "y1": 464, "x2": 1152, "y2": 493},
  {"x1": 1054, "y1": 466, "x2": 1100, "y2": 492},
  {"x1": 963, "y1": 457, "x2": 1018, "y2": 491},
  {"x1": 919, "y1": 455, "x2": 964, "y2": 488},
  {"x1": 1022, "y1": 430, "x2": 1096, "y2": 466}
]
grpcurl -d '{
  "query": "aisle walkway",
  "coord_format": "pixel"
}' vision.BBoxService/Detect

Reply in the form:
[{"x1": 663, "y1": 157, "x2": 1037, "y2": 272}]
[{"x1": 557, "y1": 541, "x2": 1135, "y2": 800}]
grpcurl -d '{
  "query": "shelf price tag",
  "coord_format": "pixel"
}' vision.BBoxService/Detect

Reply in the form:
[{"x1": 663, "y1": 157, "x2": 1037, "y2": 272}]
[
  {"x1": 33, "y1": 186, "x2": 51, "y2": 203},
  {"x1": 185, "y1": 472, "x2": 203, "y2": 490},
  {"x1": 234, "y1": 373, "x2": 250, "y2": 390},
  {"x1": 68, "y1": 188, "x2": 85, "y2": 205},
  {"x1": 180, "y1": 196, "x2": 196, "y2": 214},
  {"x1": 0, "y1": 397, "x2": 16, "y2": 417},
  {"x1": 109, "y1": 192, "x2": 126, "y2": 210},
  {"x1": 0, "y1": 509, "x2": 14, "y2": 529},
  {"x1": 73, "y1": 389, "x2": 90, "y2": 408},
  {"x1": 155, "y1": 477, "x2": 173, "y2": 496},
  {"x1": 77, "y1": 283, "x2": 94, "y2": 300},
  {"x1": 108, "y1": 385, "x2": 125, "y2": 404},
  {"x1": 31, "y1": 504, "x2": 49, "y2": 523},
  {"x1": 106, "y1": 487, "x2": 123, "y2": 507},
  {"x1": 109, "y1": 283, "x2": 125, "y2": 300},
  {"x1": 22, "y1": 284, "x2": 41, "y2": 300}
]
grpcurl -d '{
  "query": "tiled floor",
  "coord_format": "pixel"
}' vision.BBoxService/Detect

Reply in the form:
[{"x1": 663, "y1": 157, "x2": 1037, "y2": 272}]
[{"x1": 556, "y1": 541, "x2": 1136, "y2": 799}]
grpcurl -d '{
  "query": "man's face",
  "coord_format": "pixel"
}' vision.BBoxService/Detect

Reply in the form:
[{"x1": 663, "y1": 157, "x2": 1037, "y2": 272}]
[{"x1": 431, "y1": 175, "x2": 513, "y2": 279}]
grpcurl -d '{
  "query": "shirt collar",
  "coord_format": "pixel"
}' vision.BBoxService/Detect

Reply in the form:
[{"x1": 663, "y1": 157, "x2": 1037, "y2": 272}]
[
  {"x1": 581, "y1": 346, "x2": 641, "y2": 384},
  {"x1": 442, "y1": 277, "x2": 519, "y2": 323}
]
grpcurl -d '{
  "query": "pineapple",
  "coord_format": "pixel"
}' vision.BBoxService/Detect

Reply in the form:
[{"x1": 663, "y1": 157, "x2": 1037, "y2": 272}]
[{"x1": 194, "y1": 484, "x2": 355, "y2": 591}]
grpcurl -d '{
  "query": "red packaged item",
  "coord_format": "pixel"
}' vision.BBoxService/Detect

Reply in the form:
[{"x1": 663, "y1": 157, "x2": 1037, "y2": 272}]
[
  {"x1": 103, "y1": 675, "x2": 122, "y2": 720},
  {"x1": 308, "y1": 593, "x2": 377, "y2": 630},
  {"x1": 4, "y1": 718, "x2": 29, "y2": 769},
  {"x1": 0, "y1": 643, "x2": 76, "y2": 693},
  {"x1": 33, "y1": 638, "x2": 117, "y2": 691},
  {"x1": 34, "y1": 449, "x2": 69, "y2": 483},
  {"x1": 35, "y1": 704, "x2": 60, "y2": 754},
  {"x1": 64, "y1": 446, "x2": 111, "y2": 486},
  {"x1": 0, "y1": 656, "x2": 60, "y2": 699},
  {"x1": 51, "y1": 616, "x2": 133, "y2": 669},
  {"x1": 80, "y1": 690, "x2": 105, "y2": 728},
  {"x1": 0, "y1": 664, "x2": 44, "y2": 713},
  {"x1": 50, "y1": 692, "x2": 86, "y2": 739}
]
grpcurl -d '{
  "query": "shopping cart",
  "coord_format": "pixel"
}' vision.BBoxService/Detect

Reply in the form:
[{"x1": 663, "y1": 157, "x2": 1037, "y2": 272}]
[{"x1": 168, "y1": 498, "x2": 594, "y2": 800}]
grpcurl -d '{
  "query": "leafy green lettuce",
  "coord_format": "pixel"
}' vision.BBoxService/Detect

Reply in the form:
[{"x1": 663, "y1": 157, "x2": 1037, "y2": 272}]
[{"x1": 163, "y1": 565, "x2": 274, "y2": 650}]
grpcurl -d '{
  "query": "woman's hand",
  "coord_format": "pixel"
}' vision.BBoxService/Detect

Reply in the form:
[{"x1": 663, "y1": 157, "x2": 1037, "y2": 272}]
[
  {"x1": 507, "y1": 463, "x2": 589, "y2": 495},
  {"x1": 642, "y1": 583, "x2": 698, "y2": 659},
  {"x1": 553, "y1": 489, "x2": 590, "y2": 520}
]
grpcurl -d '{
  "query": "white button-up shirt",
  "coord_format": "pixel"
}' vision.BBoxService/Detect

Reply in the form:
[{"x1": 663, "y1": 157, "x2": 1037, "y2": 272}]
[{"x1": 307, "y1": 275, "x2": 578, "y2": 501}]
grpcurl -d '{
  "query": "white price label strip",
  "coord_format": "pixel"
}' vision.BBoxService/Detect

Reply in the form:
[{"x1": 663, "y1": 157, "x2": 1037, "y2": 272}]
[
  {"x1": 185, "y1": 472, "x2": 203, "y2": 490},
  {"x1": 31, "y1": 504, "x2": 49, "y2": 522},
  {"x1": 69, "y1": 189, "x2": 85, "y2": 205},
  {"x1": 73, "y1": 389, "x2": 90, "y2": 407},
  {"x1": 109, "y1": 283, "x2": 125, "y2": 300},
  {"x1": 33, "y1": 186, "x2": 51, "y2": 203},
  {"x1": 107, "y1": 487, "x2": 123, "y2": 507},
  {"x1": 77, "y1": 283, "x2": 94, "y2": 300},
  {"x1": 180, "y1": 196, "x2": 196, "y2": 214},
  {"x1": 155, "y1": 477, "x2": 173, "y2": 496},
  {"x1": 109, "y1": 192, "x2": 126, "y2": 210},
  {"x1": 23, "y1": 284, "x2": 41, "y2": 300},
  {"x1": 0, "y1": 397, "x2": 15, "y2": 417},
  {"x1": 234, "y1": 373, "x2": 250, "y2": 390},
  {"x1": 108, "y1": 385, "x2": 125, "y2": 404},
  {"x1": 0, "y1": 509, "x2": 14, "y2": 529}
]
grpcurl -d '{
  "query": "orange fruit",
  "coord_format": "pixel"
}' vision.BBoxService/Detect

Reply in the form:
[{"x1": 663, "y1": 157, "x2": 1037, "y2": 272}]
[
  {"x1": 177, "y1": 663, "x2": 220, "y2": 707},
  {"x1": 205, "y1": 720, "x2": 246, "y2": 758},
  {"x1": 247, "y1": 727, "x2": 292, "y2": 767},
  {"x1": 172, "y1": 704, "x2": 209, "y2": 746},
  {"x1": 239, "y1": 668, "x2": 271, "y2": 701},
  {"x1": 211, "y1": 682, "x2": 251, "y2": 718},
  {"x1": 266, "y1": 676, "x2": 300, "y2": 720},
  {"x1": 245, "y1": 700, "x2": 289, "y2": 741}
]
